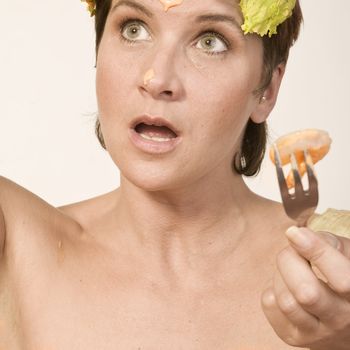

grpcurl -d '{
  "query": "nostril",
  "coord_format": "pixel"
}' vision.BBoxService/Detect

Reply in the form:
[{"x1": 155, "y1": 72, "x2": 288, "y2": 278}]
[{"x1": 163, "y1": 90, "x2": 172, "y2": 96}]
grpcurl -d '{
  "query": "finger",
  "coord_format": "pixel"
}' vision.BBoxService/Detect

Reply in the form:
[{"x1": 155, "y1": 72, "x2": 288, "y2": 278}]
[
  {"x1": 277, "y1": 245, "x2": 350, "y2": 327},
  {"x1": 273, "y1": 268, "x2": 319, "y2": 332},
  {"x1": 261, "y1": 287, "x2": 302, "y2": 346},
  {"x1": 261, "y1": 286, "x2": 320, "y2": 347},
  {"x1": 285, "y1": 226, "x2": 350, "y2": 298}
]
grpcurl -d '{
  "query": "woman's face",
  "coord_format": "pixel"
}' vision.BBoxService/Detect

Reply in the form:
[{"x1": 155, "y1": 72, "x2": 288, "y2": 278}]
[{"x1": 96, "y1": 0, "x2": 265, "y2": 190}]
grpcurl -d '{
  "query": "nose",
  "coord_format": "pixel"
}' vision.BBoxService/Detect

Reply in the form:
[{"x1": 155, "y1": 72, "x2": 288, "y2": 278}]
[{"x1": 139, "y1": 49, "x2": 185, "y2": 101}]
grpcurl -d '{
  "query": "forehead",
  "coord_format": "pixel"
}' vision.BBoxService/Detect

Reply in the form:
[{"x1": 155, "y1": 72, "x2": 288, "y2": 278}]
[{"x1": 110, "y1": 0, "x2": 243, "y2": 22}]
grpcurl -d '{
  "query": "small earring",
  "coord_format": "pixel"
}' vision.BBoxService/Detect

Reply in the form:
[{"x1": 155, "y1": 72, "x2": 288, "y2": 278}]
[
  {"x1": 261, "y1": 95, "x2": 267, "y2": 102},
  {"x1": 240, "y1": 155, "x2": 247, "y2": 170}
]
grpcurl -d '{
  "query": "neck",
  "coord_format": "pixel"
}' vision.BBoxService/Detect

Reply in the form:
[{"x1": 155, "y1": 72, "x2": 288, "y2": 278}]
[{"x1": 110, "y1": 170, "x2": 260, "y2": 274}]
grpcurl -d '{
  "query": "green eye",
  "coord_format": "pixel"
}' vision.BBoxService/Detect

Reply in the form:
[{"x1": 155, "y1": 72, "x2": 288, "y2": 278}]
[
  {"x1": 121, "y1": 21, "x2": 151, "y2": 42},
  {"x1": 125, "y1": 24, "x2": 141, "y2": 39},
  {"x1": 196, "y1": 33, "x2": 228, "y2": 54}
]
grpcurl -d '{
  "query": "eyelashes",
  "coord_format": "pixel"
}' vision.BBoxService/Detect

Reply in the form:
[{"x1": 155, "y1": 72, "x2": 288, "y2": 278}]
[
  {"x1": 119, "y1": 17, "x2": 150, "y2": 44},
  {"x1": 117, "y1": 16, "x2": 231, "y2": 56},
  {"x1": 196, "y1": 30, "x2": 230, "y2": 55}
]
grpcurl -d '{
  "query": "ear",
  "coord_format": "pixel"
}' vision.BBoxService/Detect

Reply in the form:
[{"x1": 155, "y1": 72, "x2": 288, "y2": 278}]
[{"x1": 250, "y1": 64, "x2": 286, "y2": 124}]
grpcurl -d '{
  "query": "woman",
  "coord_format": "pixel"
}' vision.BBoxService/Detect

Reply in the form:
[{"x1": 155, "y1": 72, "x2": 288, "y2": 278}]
[{"x1": 1, "y1": 0, "x2": 349, "y2": 349}]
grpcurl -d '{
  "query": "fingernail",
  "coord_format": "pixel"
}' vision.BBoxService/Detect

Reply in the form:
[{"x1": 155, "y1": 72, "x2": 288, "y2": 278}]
[{"x1": 285, "y1": 226, "x2": 312, "y2": 249}]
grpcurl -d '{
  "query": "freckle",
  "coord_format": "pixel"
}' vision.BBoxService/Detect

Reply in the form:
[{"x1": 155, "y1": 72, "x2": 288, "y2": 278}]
[
  {"x1": 159, "y1": 0, "x2": 183, "y2": 12},
  {"x1": 143, "y1": 68, "x2": 155, "y2": 85}
]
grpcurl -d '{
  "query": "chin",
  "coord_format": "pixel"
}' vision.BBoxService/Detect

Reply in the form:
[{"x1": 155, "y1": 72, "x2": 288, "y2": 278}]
[{"x1": 118, "y1": 162, "x2": 188, "y2": 192}]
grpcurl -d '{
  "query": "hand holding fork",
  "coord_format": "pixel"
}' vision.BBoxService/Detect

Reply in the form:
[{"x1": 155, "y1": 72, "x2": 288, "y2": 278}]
[{"x1": 261, "y1": 146, "x2": 350, "y2": 350}]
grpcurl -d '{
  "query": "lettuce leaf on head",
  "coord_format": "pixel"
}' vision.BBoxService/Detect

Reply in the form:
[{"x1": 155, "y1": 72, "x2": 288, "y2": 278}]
[{"x1": 240, "y1": 0, "x2": 296, "y2": 37}]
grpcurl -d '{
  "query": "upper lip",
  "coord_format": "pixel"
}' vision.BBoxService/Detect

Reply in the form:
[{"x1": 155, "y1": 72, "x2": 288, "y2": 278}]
[{"x1": 130, "y1": 114, "x2": 181, "y2": 136}]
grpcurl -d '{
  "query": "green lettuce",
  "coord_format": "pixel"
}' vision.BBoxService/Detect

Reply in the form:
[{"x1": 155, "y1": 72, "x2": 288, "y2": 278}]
[{"x1": 240, "y1": 0, "x2": 296, "y2": 37}]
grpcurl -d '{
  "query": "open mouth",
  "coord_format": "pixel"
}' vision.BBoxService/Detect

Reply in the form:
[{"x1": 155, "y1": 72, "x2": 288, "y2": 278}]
[
  {"x1": 129, "y1": 116, "x2": 182, "y2": 153},
  {"x1": 134, "y1": 123, "x2": 178, "y2": 142}
]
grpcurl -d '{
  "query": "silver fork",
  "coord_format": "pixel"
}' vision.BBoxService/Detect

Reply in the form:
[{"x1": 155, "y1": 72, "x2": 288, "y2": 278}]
[{"x1": 273, "y1": 145, "x2": 319, "y2": 227}]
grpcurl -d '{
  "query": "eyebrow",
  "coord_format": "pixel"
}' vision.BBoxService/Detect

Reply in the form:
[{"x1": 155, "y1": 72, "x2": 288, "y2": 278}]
[
  {"x1": 195, "y1": 14, "x2": 244, "y2": 35},
  {"x1": 110, "y1": 1, "x2": 244, "y2": 38},
  {"x1": 111, "y1": 0, "x2": 153, "y2": 18}
]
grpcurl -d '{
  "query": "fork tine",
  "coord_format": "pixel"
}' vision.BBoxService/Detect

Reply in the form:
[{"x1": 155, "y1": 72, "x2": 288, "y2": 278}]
[
  {"x1": 290, "y1": 152, "x2": 304, "y2": 197},
  {"x1": 273, "y1": 144, "x2": 290, "y2": 199},
  {"x1": 304, "y1": 149, "x2": 319, "y2": 203}
]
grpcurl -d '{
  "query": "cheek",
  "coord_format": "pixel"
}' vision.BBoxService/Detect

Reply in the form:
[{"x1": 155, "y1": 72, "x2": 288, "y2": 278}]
[
  {"x1": 95, "y1": 47, "x2": 134, "y2": 152},
  {"x1": 190, "y1": 65, "x2": 256, "y2": 133},
  {"x1": 184, "y1": 62, "x2": 259, "y2": 160},
  {"x1": 96, "y1": 39, "x2": 139, "y2": 118},
  {"x1": 96, "y1": 60, "x2": 124, "y2": 115}
]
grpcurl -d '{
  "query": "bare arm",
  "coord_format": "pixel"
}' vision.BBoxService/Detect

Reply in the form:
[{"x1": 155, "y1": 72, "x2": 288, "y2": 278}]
[{"x1": 0, "y1": 177, "x2": 6, "y2": 257}]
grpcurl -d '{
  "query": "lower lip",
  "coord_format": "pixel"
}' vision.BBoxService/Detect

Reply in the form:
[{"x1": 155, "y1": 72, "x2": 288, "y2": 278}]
[{"x1": 128, "y1": 129, "x2": 182, "y2": 154}]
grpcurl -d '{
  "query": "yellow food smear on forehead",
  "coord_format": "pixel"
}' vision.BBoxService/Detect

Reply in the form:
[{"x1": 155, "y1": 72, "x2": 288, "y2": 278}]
[
  {"x1": 144, "y1": 68, "x2": 155, "y2": 85},
  {"x1": 159, "y1": 0, "x2": 183, "y2": 12}
]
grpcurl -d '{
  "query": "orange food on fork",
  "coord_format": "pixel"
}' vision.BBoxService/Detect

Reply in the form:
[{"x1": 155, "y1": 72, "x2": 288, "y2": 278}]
[{"x1": 269, "y1": 129, "x2": 332, "y2": 189}]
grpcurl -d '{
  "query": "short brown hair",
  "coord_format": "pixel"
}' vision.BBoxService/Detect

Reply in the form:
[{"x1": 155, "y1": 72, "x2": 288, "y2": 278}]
[{"x1": 93, "y1": 0, "x2": 303, "y2": 176}]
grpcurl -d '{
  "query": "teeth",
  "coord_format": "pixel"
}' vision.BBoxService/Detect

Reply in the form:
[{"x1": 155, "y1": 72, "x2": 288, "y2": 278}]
[{"x1": 139, "y1": 133, "x2": 171, "y2": 142}]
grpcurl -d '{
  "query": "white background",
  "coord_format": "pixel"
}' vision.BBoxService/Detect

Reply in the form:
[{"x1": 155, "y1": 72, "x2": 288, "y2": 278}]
[{"x1": 1, "y1": 0, "x2": 349, "y2": 212}]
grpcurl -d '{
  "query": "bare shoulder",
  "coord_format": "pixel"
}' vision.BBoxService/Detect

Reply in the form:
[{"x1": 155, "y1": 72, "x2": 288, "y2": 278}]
[
  {"x1": 57, "y1": 188, "x2": 118, "y2": 232},
  {"x1": 0, "y1": 176, "x2": 83, "y2": 258},
  {"x1": 0, "y1": 177, "x2": 85, "y2": 348},
  {"x1": 0, "y1": 178, "x2": 5, "y2": 256},
  {"x1": 252, "y1": 194, "x2": 295, "y2": 236},
  {"x1": 244, "y1": 194, "x2": 296, "y2": 266}
]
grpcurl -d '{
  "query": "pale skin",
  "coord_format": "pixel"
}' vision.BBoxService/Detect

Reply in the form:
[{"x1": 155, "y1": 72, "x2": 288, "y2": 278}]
[{"x1": 1, "y1": 0, "x2": 350, "y2": 349}]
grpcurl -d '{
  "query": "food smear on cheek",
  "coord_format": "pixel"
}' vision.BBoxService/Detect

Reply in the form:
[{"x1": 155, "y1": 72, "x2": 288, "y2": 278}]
[
  {"x1": 143, "y1": 68, "x2": 155, "y2": 85},
  {"x1": 159, "y1": 0, "x2": 183, "y2": 12}
]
